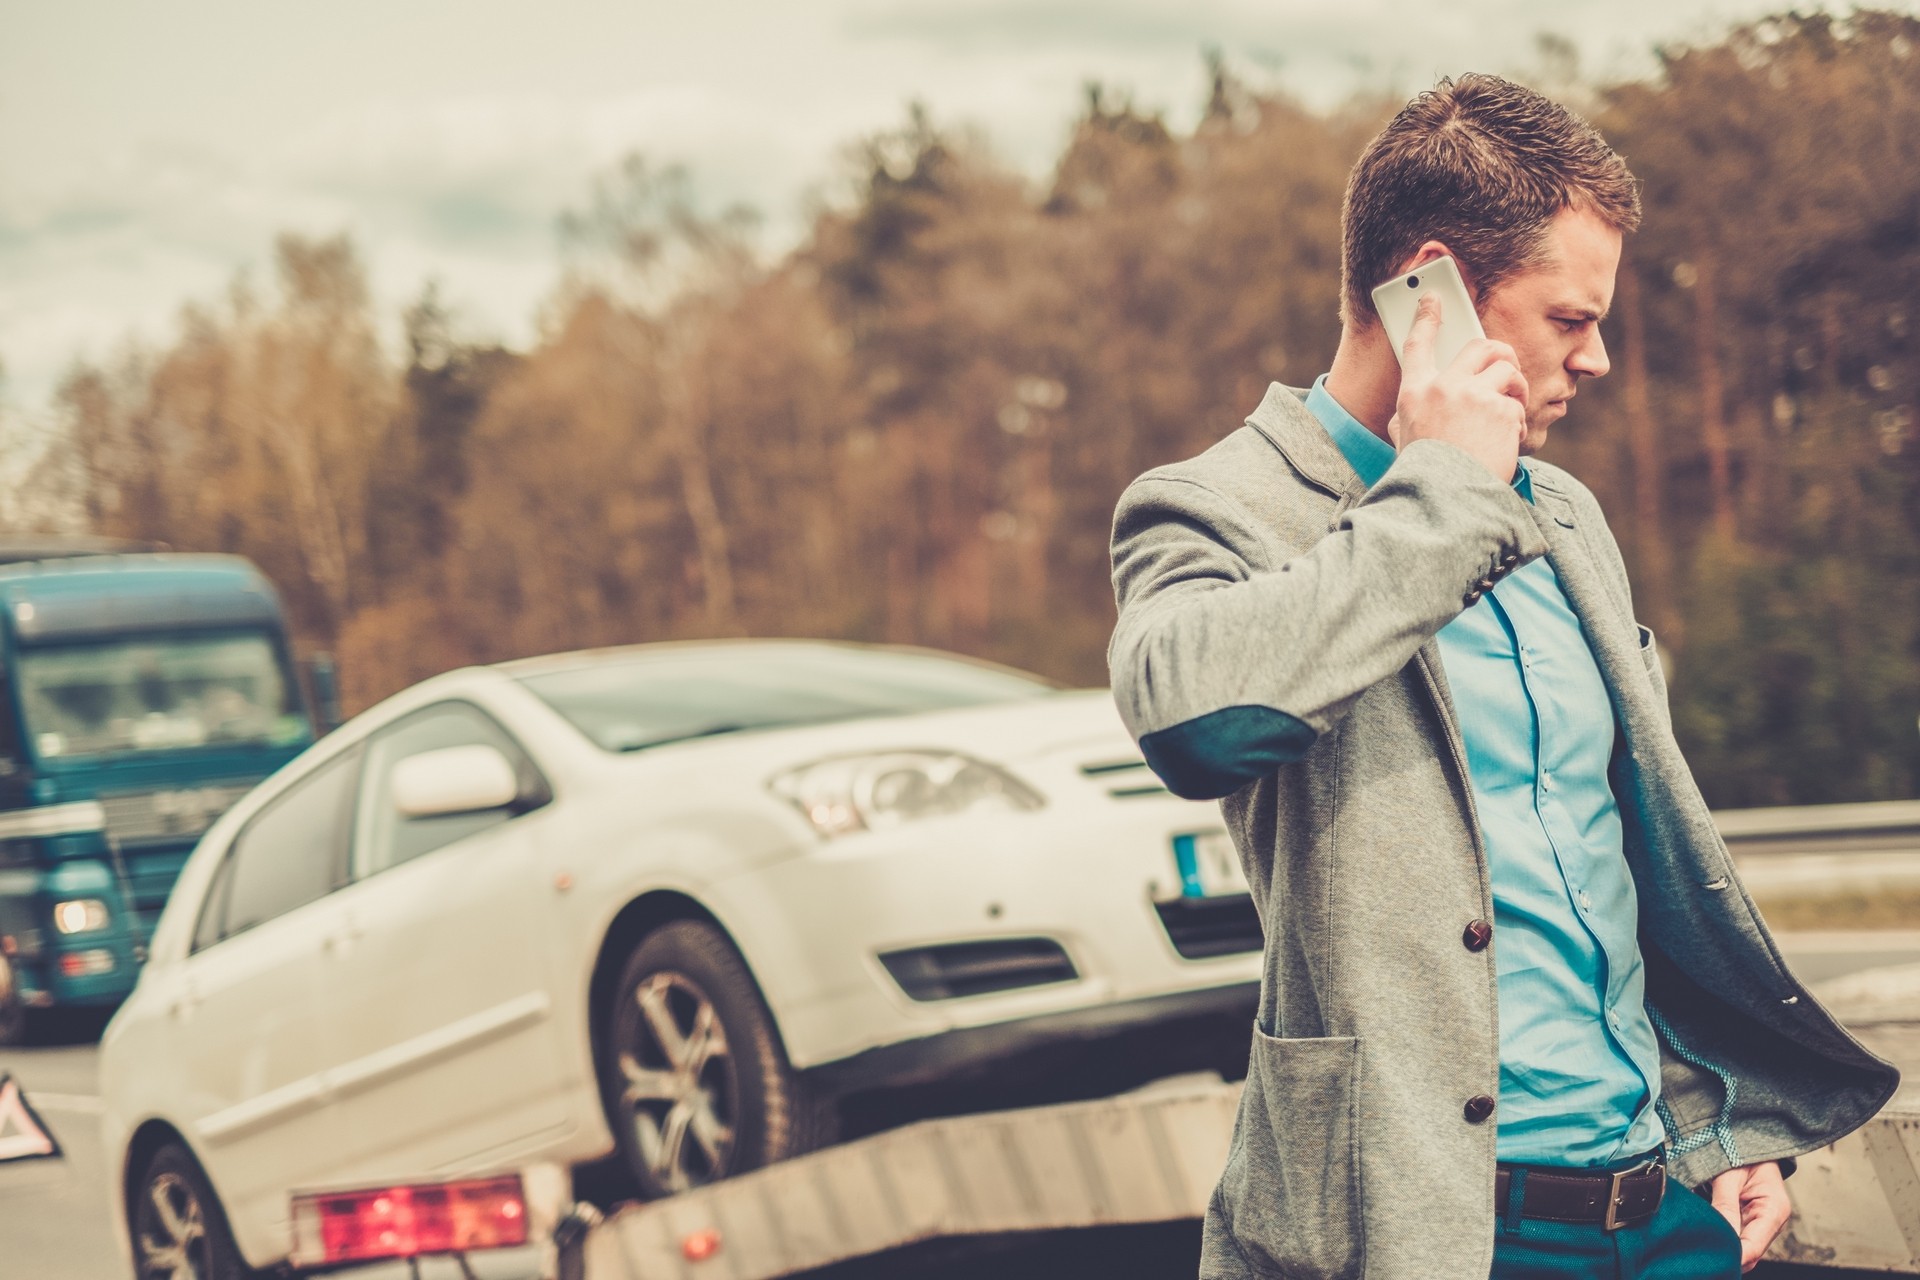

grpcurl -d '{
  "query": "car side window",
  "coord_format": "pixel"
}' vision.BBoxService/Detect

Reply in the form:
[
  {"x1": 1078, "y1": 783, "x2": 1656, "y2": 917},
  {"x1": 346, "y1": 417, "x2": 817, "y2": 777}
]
[
  {"x1": 210, "y1": 746, "x2": 361, "y2": 944},
  {"x1": 352, "y1": 701, "x2": 547, "y2": 880},
  {"x1": 189, "y1": 852, "x2": 236, "y2": 954}
]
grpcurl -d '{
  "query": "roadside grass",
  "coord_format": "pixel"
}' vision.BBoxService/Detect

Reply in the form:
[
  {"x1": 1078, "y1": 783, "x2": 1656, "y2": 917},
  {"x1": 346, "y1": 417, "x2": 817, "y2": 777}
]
[{"x1": 1752, "y1": 887, "x2": 1920, "y2": 931}]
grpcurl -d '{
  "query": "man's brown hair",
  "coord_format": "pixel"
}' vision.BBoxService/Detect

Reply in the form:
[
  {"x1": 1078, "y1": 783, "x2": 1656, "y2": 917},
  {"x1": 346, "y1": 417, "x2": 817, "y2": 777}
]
[{"x1": 1341, "y1": 73, "x2": 1641, "y2": 327}]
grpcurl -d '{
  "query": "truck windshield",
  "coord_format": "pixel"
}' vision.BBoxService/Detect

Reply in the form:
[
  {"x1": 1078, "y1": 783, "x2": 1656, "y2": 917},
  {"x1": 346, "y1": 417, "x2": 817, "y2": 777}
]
[{"x1": 15, "y1": 632, "x2": 310, "y2": 761}]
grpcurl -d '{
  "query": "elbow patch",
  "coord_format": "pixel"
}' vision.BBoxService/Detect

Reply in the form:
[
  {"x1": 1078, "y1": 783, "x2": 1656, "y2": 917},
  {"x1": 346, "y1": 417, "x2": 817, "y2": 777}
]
[{"x1": 1139, "y1": 705, "x2": 1317, "y2": 800}]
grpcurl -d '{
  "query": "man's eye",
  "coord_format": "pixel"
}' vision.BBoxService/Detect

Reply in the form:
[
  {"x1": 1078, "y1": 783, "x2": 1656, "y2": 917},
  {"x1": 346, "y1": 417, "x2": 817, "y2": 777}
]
[{"x1": 1554, "y1": 317, "x2": 1584, "y2": 333}]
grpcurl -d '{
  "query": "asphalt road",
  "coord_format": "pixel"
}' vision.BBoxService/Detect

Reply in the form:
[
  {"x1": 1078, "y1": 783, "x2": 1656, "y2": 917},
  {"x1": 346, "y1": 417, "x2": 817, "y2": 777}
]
[
  {"x1": 7, "y1": 932, "x2": 1920, "y2": 1280},
  {"x1": 2, "y1": 1017, "x2": 118, "y2": 1280}
]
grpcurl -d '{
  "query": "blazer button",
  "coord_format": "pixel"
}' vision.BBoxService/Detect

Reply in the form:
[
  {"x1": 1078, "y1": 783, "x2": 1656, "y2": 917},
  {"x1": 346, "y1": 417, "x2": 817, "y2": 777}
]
[
  {"x1": 1502, "y1": 552, "x2": 1520, "y2": 567},
  {"x1": 1476, "y1": 577, "x2": 1496, "y2": 591},
  {"x1": 1465, "y1": 1095, "x2": 1496, "y2": 1124},
  {"x1": 1463, "y1": 920, "x2": 1493, "y2": 951},
  {"x1": 1464, "y1": 589, "x2": 1483, "y2": 606}
]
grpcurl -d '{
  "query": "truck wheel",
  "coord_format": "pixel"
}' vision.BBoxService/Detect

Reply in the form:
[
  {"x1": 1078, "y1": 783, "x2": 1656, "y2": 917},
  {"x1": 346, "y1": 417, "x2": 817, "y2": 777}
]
[
  {"x1": 132, "y1": 1142, "x2": 252, "y2": 1280},
  {"x1": 598, "y1": 920, "x2": 831, "y2": 1199},
  {"x1": 0, "y1": 955, "x2": 27, "y2": 1047}
]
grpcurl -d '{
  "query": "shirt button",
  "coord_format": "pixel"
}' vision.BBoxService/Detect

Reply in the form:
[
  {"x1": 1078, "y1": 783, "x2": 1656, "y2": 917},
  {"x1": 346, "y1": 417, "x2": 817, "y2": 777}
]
[
  {"x1": 1579, "y1": 891, "x2": 1593, "y2": 910},
  {"x1": 1465, "y1": 1095, "x2": 1496, "y2": 1124},
  {"x1": 1463, "y1": 920, "x2": 1493, "y2": 952}
]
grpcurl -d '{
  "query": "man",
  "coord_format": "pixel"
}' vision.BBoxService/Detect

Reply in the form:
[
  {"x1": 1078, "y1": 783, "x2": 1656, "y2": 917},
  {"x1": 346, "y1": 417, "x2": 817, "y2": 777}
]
[{"x1": 1107, "y1": 74, "x2": 1897, "y2": 1279}]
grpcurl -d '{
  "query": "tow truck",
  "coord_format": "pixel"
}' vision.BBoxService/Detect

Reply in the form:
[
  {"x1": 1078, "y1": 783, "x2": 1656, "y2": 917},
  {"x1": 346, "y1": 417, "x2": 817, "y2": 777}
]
[{"x1": 248, "y1": 1067, "x2": 1920, "y2": 1279}]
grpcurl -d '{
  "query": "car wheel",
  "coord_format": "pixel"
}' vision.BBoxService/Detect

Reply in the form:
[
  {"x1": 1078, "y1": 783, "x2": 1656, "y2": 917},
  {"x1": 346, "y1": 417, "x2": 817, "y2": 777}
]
[
  {"x1": 600, "y1": 919, "x2": 830, "y2": 1198},
  {"x1": 131, "y1": 1142, "x2": 251, "y2": 1280}
]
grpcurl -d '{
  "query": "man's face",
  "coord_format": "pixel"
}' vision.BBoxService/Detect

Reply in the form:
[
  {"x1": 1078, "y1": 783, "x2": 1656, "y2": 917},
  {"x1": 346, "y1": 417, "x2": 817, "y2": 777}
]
[{"x1": 1475, "y1": 205, "x2": 1622, "y2": 454}]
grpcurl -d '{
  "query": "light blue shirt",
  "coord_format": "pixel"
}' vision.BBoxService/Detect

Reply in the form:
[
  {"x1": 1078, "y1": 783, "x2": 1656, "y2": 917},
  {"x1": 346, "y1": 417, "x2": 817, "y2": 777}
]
[{"x1": 1306, "y1": 376, "x2": 1665, "y2": 1166}]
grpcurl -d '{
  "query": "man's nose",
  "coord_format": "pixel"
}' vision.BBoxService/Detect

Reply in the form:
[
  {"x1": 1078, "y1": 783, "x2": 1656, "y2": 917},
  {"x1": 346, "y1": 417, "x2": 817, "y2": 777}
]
[{"x1": 1569, "y1": 329, "x2": 1610, "y2": 379}]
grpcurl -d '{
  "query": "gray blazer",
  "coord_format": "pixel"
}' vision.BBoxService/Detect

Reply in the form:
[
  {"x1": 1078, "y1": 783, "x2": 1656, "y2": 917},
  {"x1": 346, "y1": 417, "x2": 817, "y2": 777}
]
[{"x1": 1107, "y1": 384, "x2": 1898, "y2": 1279}]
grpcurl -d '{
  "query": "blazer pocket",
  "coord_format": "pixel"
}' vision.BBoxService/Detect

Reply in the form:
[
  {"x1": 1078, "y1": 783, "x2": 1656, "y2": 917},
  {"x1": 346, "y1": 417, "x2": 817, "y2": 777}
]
[
  {"x1": 1218, "y1": 1030, "x2": 1364, "y2": 1278},
  {"x1": 1636, "y1": 624, "x2": 1663, "y2": 678}
]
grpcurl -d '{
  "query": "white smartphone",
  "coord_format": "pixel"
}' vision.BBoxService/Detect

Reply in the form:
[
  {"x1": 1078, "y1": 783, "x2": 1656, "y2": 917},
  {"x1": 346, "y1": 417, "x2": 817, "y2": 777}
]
[{"x1": 1372, "y1": 255, "x2": 1485, "y2": 371}]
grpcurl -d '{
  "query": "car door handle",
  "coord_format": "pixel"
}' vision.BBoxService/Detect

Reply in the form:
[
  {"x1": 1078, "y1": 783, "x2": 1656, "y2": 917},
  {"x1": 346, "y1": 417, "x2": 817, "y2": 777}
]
[
  {"x1": 168, "y1": 987, "x2": 203, "y2": 1020},
  {"x1": 323, "y1": 917, "x2": 368, "y2": 953}
]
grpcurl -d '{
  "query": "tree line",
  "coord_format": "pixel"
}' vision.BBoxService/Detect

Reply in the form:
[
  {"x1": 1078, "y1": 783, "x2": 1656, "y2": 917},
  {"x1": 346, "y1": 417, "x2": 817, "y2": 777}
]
[{"x1": 18, "y1": 11, "x2": 1920, "y2": 807}]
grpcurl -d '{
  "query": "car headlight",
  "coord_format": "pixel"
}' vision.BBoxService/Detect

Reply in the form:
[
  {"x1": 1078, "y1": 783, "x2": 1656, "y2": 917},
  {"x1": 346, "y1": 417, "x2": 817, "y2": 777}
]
[
  {"x1": 52, "y1": 898, "x2": 110, "y2": 935},
  {"x1": 770, "y1": 751, "x2": 1045, "y2": 838}
]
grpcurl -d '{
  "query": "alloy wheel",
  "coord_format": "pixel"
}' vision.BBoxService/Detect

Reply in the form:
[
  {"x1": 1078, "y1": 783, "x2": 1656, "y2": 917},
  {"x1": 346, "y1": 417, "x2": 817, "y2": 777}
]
[
  {"x1": 615, "y1": 970, "x2": 739, "y2": 1192},
  {"x1": 136, "y1": 1170, "x2": 210, "y2": 1280}
]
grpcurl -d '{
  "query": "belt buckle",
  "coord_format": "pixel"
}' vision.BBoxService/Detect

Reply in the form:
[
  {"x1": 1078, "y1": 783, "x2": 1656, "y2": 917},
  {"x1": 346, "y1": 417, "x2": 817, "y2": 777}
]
[{"x1": 1602, "y1": 1159, "x2": 1661, "y2": 1232}]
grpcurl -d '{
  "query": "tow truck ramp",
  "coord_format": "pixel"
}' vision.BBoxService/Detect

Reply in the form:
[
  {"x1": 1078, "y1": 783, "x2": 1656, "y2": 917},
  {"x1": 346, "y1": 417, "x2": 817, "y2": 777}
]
[
  {"x1": 578, "y1": 1076, "x2": 1238, "y2": 1280},
  {"x1": 1775, "y1": 1106, "x2": 1920, "y2": 1272},
  {"x1": 559, "y1": 1077, "x2": 1920, "y2": 1279}
]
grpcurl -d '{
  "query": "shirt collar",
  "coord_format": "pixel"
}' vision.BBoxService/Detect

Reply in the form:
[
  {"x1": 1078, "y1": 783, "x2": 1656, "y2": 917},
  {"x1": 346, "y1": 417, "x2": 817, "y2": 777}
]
[{"x1": 1304, "y1": 373, "x2": 1533, "y2": 503}]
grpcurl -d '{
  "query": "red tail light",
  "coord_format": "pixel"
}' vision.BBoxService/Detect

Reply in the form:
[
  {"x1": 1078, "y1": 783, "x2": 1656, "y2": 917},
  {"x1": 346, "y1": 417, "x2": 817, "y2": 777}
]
[{"x1": 290, "y1": 1174, "x2": 528, "y2": 1266}]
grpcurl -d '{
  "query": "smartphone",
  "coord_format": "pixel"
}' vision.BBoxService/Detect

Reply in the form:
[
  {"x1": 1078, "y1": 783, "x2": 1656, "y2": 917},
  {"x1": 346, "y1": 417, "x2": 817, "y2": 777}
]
[{"x1": 1372, "y1": 255, "x2": 1485, "y2": 371}]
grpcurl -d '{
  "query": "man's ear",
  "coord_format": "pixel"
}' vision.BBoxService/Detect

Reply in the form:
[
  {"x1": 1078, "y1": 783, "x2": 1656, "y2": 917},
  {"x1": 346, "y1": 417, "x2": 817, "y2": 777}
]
[{"x1": 1397, "y1": 240, "x2": 1478, "y2": 301}]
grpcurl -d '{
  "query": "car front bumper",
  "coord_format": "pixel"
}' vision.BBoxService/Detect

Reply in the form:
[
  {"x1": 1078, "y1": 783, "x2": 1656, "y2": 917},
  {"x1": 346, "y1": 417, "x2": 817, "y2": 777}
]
[
  {"x1": 719, "y1": 795, "x2": 1265, "y2": 1076},
  {"x1": 805, "y1": 978, "x2": 1259, "y2": 1096}
]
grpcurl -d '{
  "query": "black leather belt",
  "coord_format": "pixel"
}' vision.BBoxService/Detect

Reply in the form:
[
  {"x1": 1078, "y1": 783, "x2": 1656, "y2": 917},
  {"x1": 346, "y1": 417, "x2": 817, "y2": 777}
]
[{"x1": 1495, "y1": 1157, "x2": 1666, "y2": 1231}]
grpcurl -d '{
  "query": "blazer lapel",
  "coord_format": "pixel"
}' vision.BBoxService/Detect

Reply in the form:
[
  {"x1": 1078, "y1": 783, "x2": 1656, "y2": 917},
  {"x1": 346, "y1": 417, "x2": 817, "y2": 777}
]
[
  {"x1": 1526, "y1": 479, "x2": 1664, "y2": 749},
  {"x1": 1245, "y1": 383, "x2": 1367, "y2": 504}
]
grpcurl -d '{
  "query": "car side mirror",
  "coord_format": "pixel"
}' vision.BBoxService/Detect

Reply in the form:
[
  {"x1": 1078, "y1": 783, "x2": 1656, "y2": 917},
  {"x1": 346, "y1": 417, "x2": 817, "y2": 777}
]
[{"x1": 390, "y1": 744, "x2": 521, "y2": 820}]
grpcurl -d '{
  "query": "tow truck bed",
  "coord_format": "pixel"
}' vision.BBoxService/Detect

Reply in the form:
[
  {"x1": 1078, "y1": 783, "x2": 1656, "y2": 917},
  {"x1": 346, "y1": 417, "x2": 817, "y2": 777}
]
[
  {"x1": 580, "y1": 1075, "x2": 1237, "y2": 1279},
  {"x1": 565, "y1": 1078, "x2": 1920, "y2": 1279}
]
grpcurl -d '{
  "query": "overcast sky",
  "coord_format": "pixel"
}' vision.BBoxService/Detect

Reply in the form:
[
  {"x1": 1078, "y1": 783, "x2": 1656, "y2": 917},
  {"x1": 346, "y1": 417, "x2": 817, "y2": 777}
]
[{"x1": 0, "y1": 0, "x2": 1884, "y2": 415}]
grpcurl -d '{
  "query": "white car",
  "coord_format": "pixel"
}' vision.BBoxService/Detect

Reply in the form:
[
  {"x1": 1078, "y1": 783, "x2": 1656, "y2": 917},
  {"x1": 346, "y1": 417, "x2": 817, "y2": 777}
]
[{"x1": 100, "y1": 640, "x2": 1261, "y2": 1277}]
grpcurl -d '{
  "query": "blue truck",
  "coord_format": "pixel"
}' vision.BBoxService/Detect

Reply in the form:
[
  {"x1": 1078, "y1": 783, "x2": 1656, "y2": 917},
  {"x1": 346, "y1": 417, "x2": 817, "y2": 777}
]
[{"x1": 0, "y1": 541, "x2": 331, "y2": 1042}]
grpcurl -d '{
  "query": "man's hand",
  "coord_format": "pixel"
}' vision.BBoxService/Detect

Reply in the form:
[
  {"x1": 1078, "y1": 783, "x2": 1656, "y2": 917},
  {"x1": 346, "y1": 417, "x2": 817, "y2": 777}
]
[
  {"x1": 1710, "y1": 1161, "x2": 1791, "y2": 1273},
  {"x1": 1386, "y1": 294, "x2": 1528, "y2": 482}
]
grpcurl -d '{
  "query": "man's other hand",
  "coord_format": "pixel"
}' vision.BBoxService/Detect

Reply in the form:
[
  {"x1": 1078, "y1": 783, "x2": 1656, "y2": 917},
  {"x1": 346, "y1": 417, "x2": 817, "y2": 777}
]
[
  {"x1": 1386, "y1": 294, "x2": 1528, "y2": 482},
  {"x1": 1710, "y1": 1161, "x2": 1791, "y2": 1273}
]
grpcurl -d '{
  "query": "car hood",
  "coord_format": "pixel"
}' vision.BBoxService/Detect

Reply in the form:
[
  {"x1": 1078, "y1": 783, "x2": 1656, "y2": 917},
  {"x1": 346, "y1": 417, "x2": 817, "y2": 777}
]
[
  {"x1": 551, "y1": 687, "x2": 1196, "y2": 887},
  {"x1": 598, "y1": 687, "x2": 1146, "y2": 784}
]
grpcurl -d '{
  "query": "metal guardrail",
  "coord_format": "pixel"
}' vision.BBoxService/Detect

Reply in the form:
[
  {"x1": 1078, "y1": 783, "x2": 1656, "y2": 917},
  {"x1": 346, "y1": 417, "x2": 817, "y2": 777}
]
[
  {"x1": 1718, "y1": 801, "x2": 1920, "y2": 846},
  {"x1": 1712, "y1": 801, "x2": 1920, "y2": 898},
  {"x1": 1716, "y1": 802, "x2": 1920, "y2": 890}
]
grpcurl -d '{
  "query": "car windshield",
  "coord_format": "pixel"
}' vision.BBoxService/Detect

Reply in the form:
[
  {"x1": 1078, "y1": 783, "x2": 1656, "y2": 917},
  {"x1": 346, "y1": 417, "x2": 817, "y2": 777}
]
[
  {"x1": 517, "y1": 646, "x2": 1056, "y2": 753},
  {"x1": 15, "y1": 632, "x2": 311, "y2": 761}
]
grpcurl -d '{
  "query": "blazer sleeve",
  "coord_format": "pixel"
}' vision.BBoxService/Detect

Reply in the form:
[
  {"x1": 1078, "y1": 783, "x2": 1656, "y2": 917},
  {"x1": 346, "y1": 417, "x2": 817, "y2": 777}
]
[{"x1": 1108, "y1": 438, "x2": 1550, "y2": 799}]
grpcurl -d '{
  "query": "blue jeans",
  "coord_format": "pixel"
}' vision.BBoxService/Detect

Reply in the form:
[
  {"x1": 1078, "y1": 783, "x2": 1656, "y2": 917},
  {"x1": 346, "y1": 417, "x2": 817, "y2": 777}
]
[{"x1": 1491, "y1": 1159, "x2": 1743, "y2": 1279}]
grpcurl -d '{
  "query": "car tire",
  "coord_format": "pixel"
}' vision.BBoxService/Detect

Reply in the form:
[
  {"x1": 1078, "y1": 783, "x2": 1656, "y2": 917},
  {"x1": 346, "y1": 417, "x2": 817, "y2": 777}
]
[
  {"x1": 599, "y1": 919, "x2": 832, "y2": 1199},
  {"x1": 131, "y1": 1142, "x2": 252, "y2": 1280}
]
